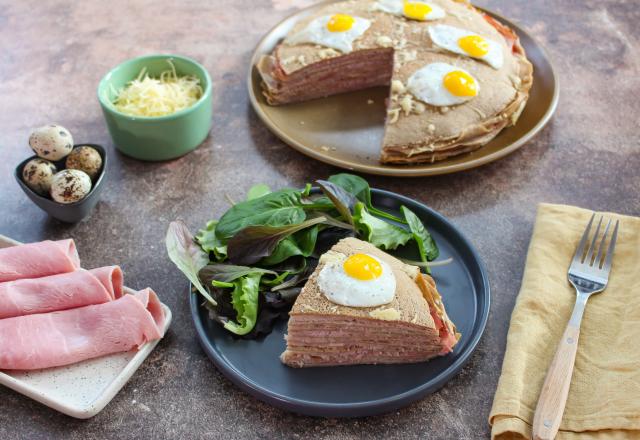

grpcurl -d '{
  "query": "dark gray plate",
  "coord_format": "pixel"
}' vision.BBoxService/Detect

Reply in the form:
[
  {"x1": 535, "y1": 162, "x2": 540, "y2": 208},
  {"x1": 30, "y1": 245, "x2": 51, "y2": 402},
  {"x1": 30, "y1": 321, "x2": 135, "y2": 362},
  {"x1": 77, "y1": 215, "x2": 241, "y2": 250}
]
[{"x1": 190, "y1": 189, "x2": 490, "y2": 417}]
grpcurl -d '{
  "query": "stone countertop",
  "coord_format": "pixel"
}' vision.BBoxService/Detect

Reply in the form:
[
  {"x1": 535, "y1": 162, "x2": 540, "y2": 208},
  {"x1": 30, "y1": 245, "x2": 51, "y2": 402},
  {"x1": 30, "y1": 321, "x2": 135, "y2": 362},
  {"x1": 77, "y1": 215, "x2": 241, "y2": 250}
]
[{"x1": 0, "y1": 0, "x2": 638, "y2": 438}]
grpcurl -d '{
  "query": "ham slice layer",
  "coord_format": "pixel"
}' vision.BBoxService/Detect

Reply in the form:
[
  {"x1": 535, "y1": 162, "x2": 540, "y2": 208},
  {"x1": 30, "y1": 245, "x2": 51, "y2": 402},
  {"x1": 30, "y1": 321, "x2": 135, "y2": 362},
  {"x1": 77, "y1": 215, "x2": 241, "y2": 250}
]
[
  {"x1": 0, "y1": 266, "x2": 123, "y2": 319},
  {"x1": 0, "y1": 289, "x2": 165, "y2": 370},
  {"x1": 0, "y1": 240, "x2": 80, "y2": 282}
]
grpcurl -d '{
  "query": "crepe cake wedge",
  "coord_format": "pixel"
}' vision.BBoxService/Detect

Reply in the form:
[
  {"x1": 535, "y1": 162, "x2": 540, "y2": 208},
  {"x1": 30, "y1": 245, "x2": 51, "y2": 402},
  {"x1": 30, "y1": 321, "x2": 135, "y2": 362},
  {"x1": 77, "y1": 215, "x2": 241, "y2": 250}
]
[
  {"x1": 281, "y1": 237, "x2": 460, "y2": 367},
  {"x1": 257, "y1": 0, "x2": 533, "y2": 164}
]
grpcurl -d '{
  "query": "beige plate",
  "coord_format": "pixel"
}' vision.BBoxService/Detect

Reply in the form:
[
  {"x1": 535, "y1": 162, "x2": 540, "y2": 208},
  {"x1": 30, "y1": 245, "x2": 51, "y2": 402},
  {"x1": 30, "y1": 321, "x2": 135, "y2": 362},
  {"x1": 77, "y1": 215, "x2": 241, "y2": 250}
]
[{"x1": 248, "y1": 1, "x2": 559, "y2": 177}]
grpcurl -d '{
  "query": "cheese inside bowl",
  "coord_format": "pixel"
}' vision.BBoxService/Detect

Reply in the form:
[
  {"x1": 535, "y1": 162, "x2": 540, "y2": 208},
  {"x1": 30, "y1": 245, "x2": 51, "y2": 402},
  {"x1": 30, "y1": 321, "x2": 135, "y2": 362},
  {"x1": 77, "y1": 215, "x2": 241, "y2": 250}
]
[{"x1": 98, "y1": 54, "x2": 212, "y2": 161}]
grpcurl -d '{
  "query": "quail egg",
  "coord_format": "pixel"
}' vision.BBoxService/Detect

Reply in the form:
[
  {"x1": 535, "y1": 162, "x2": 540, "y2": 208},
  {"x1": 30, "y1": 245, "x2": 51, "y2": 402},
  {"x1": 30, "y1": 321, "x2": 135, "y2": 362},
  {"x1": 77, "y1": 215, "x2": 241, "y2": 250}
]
[
  {"x1": 50, "y1": 169, "x2": 92, "y2": 204},
  {"x1": 29, "y1": 124, "x2": 74, "y2": 161},
  {"x1": 22, "y1": 158, "x2": 57, "y2": 196},
  {"x1": 65, "y1": 146, "x2": 103, "y2": 180}
]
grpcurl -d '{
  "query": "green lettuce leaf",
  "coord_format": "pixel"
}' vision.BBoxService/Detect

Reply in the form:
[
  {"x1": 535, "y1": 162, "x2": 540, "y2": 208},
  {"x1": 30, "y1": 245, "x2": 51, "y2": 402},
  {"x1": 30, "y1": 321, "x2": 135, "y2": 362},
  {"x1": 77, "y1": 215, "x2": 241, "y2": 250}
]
[
  {"x1": 195, "y1": 220, "x2": 227, "y2": 261},
  {"x1": 246, "y1": 183, "x2": 271, "y2": 200},
  {"x1": 353, "y1": 203, "x2": 412, "y2": 250},
  {"x1": 222, "y1": 273, "x2": 262, "y2": 335}
]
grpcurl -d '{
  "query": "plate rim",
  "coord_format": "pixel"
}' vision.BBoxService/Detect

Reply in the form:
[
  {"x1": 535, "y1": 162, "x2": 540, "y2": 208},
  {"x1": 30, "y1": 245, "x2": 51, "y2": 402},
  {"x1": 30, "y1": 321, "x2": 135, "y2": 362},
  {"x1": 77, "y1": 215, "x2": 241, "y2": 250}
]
[
  {"x1": 190, "y1": 188, "x2": 491, "y2": 417},
  {"x1": 247, "y1": 1, "x2": 560, "y2": 177}
]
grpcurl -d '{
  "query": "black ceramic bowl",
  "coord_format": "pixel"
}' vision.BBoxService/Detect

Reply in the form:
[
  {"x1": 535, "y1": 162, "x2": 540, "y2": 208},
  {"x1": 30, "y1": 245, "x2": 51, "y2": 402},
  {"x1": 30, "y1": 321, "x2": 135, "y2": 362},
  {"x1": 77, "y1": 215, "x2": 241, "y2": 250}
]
[{"x1": 15, "y1": 144, "x2": 107, "y2": 223}]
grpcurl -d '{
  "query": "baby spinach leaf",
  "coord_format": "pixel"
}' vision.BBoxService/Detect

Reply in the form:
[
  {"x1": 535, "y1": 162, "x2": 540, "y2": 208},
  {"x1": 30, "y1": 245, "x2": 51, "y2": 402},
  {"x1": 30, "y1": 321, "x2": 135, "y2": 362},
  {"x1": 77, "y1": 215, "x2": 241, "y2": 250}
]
[
  {"x1": 246, "y1": 183, "x2": 271, "y2": 200},
  {"x1": 353, "y1": 203, "x2": 412, "y2": 250},
  {"x1": 316, "y1": 179, "x2": 357, "y2": 226},
  {"x1": 328, "y1": 173, "x2": 406, "y2": 224},
  {"x1": 199, "y1": 264, "x2": 276, "y2": 284},
  {"x1": 401, "y1": 206, "x2": 439, "y2": 263},
  {"x1": 215, "y1": 190, "x2": 307, "y2": 241},
  {"x1": 196, "y1": 220, "x2": 227, "y2": 261},
  {"x1": 227, "y1": 217, "x2": 326, "y2": 265},
  {"x1": 165, "y1": 221, "x2": 216, "y2": 305}
]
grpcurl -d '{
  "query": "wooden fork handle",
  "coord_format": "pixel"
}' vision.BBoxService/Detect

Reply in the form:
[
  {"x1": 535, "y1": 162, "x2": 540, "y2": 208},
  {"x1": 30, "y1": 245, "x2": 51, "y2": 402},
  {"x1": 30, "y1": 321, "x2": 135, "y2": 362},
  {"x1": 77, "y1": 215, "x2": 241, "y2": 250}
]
[{"x1": 532, "y1": 322, "x2": 581, "y2": 440}]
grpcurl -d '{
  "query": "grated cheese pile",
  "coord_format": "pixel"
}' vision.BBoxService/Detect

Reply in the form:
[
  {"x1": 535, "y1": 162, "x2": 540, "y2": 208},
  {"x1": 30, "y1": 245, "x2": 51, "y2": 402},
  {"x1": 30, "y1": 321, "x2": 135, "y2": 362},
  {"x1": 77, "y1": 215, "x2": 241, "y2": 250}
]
[{"x1": 113, "y1": 61, "x2": 203, "y2": 117}]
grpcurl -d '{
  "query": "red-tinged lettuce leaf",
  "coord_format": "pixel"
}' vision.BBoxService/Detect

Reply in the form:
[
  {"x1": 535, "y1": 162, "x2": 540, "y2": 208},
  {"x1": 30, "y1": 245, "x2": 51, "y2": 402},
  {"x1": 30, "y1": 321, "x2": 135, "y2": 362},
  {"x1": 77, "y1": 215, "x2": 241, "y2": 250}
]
[
  {"x1": 199, "y1": 264, "x2": 276, "y2": 284},
  {"x1": 166, "y1": 221, "x2": 216, "y2": 305},
  {"x1": 316, "y1": 179, "x2": 357, "y2": 226},
  {"x1": 227, "y1": 216, "x2": 327, "y2": 265}
]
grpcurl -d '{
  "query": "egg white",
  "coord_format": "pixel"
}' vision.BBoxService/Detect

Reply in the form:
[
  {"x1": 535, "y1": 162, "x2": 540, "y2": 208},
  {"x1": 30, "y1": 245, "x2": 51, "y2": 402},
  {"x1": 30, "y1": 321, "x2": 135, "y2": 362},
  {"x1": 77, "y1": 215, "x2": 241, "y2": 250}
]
[
  {"x1": 374, "y1": 0, "x2": 445, "y2": 21},
  {"x1": 407, "y1": 62, "x2": 479, "y2": 107},
  {"x1": 286, "y1": 15, "x2": 371, "y2": 53},
  {"x1": 428, "y1": 24, "x2": 504, "y2": 69},
  {"x1": 317, "y1": 254, "x2": 396, "y2": 307}
]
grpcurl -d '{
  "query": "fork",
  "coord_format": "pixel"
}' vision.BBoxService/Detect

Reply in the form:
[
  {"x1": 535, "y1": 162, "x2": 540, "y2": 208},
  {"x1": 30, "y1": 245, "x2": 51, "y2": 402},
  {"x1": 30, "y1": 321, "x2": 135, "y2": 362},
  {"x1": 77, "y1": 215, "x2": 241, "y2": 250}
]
[{"x1": 532, "y1": 213, "x2": 620, "y2": 440}]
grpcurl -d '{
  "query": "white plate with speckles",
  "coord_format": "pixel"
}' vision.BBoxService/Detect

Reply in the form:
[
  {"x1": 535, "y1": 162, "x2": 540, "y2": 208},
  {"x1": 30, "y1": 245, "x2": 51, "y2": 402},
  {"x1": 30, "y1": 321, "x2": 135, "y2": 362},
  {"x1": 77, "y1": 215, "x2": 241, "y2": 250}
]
[{"x1": 0, "y1": 235, "x2": 172, "y2": 419}]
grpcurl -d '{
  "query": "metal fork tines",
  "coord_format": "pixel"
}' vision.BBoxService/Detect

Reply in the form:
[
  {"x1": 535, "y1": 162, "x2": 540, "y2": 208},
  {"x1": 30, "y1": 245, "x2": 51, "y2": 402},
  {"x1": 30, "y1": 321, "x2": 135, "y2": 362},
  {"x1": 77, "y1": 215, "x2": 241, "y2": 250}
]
[{"x1": 569, "y1": 213, "x2": 620, "y2": 291}]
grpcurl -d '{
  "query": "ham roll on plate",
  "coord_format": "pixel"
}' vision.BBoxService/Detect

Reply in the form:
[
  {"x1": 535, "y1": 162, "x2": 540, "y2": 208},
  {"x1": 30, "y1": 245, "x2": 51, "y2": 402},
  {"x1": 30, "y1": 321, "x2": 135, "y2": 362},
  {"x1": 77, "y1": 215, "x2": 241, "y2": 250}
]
[
  {"x1": 0, "y1": 266, "x2": 123, "y2": 319},
  {"x1": 0, "y1": 288, "x2": 166, "y2": 370},
  {"x1": 0, "y1": 239, "x2": 80, "y2": 282}
]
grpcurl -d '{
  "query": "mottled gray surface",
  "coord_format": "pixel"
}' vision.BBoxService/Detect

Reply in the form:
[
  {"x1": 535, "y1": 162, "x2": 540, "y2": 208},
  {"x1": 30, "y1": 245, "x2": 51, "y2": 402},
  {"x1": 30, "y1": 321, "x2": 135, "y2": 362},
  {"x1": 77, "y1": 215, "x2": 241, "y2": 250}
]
[{"x1": 0, "y1": 0, "x2": 639, "y2": 438}]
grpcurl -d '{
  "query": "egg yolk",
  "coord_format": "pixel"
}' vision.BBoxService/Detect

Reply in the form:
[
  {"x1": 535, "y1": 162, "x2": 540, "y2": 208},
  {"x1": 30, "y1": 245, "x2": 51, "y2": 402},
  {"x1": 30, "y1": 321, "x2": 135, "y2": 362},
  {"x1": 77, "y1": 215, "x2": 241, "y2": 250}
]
[
  {"x1": 327, "y1": 14, "x2": 355, "y2": 32},
  {"x1": 443, "y1": 70, "x2": 478, "y2": 97},
  {"x1": 458, "y1": 35, "x2": 489, "y2": 57},
  {"x1": 403, "y1": 1, "x2": 432, "y2": 21},
  {"x1": 343, "y1": 254, "x2": 383, "y2": 281}
]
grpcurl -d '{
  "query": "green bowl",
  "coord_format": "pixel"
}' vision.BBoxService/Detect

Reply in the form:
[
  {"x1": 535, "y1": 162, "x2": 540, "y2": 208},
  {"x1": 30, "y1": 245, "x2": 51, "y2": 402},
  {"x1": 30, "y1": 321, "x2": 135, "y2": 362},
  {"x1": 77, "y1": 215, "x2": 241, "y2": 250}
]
[{"x1": 97, "y1": 54, "x2": 212, "y2": 161}]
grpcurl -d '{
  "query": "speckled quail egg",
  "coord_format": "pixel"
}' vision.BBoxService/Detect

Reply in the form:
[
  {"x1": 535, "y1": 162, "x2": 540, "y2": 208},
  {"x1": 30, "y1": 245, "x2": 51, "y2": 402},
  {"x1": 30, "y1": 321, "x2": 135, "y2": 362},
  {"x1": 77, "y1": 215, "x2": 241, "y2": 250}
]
[
  {"x1": 28, "y1": 124, "x2": 74, "y2": 161},
  {"x1": 65, "y1": 146, "x2": 103, "y2": 180},
  {"x1": 50, "y1": 169, "x2": 92, "y2": 204},
  {"x1": 22, "y1": 158, "x2": 57, "y2": 196}
]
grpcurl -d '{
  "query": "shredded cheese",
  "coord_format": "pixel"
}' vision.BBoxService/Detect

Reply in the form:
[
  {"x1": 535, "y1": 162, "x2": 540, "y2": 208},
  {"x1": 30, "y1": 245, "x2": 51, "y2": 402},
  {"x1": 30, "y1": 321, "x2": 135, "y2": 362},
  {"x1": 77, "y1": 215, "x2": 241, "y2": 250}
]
[{"x1": 112, "y1": 61, "x2": 203, "y2": 117}]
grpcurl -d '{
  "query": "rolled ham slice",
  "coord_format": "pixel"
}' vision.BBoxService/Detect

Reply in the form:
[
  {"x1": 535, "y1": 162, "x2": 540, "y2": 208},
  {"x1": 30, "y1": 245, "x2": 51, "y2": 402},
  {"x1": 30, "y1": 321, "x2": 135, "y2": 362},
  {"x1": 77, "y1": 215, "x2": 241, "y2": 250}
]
[
  {"x1": 0, "y1": 239, "x2": 80, "y2": 282},
  {"x1": 0, "y1": 266, "x2": 123, "y2": 319},
  {"x1": 0, "y1": 289, "x2": 165, "y2": 370}
]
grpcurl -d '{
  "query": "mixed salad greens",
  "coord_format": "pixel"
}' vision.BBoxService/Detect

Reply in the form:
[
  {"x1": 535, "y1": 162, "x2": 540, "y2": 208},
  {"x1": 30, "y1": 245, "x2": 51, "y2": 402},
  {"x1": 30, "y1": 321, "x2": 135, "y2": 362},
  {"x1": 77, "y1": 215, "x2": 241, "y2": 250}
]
[{"x1": 166, "y1": 173, "x2": 445, "y2": 338}]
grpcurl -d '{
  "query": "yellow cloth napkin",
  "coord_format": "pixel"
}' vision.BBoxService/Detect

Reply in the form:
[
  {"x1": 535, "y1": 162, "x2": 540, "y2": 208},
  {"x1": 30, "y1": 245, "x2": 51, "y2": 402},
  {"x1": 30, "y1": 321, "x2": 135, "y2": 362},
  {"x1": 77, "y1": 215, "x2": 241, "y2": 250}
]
[{"x1": 490, "y1": 203, "x2": 640, "y2": 439}]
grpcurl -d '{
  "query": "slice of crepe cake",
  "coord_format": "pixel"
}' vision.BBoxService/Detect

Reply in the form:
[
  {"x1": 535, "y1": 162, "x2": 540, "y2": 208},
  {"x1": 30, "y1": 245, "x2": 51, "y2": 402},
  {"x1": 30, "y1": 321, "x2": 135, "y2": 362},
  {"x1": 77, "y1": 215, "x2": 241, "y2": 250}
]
[{"x1": 281, "y1": 237, "x2": 460, "y2": 368}]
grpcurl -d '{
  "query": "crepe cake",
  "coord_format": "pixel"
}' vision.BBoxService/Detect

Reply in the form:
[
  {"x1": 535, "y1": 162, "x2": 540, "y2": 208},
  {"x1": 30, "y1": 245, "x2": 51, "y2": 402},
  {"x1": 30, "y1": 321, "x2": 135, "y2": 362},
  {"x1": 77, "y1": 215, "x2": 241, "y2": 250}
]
[
  {"x1": 257, "y1": 0, "x2": 533, "y2": 164},
  {"x1": 281, "y1": 237, "x2": 460, "y2": 367}
]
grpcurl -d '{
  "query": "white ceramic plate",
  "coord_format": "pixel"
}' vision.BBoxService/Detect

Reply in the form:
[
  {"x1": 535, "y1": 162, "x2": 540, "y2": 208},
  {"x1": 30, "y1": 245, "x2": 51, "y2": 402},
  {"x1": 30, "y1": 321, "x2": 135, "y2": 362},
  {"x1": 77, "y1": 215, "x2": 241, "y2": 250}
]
[{"x1": 0, "y1": 234, "x2": 172, "y2": 419}]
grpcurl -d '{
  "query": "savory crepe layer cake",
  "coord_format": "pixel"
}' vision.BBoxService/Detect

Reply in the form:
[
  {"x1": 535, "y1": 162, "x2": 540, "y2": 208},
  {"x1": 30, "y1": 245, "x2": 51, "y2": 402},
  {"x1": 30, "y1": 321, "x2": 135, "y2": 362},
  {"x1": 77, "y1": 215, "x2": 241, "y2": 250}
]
[
  {"x1": 281, "y1": 237, "x2": 460, "y2": 367},
  {"x1": 257, "y1": 0, "x2": 533, "y2": 164}
]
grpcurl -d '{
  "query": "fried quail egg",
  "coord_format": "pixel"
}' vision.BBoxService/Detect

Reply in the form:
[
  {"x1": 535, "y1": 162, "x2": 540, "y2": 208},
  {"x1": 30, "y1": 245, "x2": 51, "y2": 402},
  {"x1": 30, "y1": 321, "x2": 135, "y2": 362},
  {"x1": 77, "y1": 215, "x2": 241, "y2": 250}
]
[
  {"x1": 22, "y1": 158, "x2": 57, "y2": 196},
  {"x1": 28, "y1": 124, "x2": 74, "y2": 161},
  {"x1": 374, "y1": 0, "x2": 445, "y2": 21},
  {"x1": 317, "y1": 253, "x2": 396, "y2": 307},
  {"x1": 66, "y1": 146, "x2": 103, "y2": 180},
  {"x1": 407, "y1": 62, "x2": 479, "y2": 106},
  {"x1": 286, "y1": 14, "x2": 371, "y2": 53},
  {"x1": 50, "y1": 169, "x2": 92, "y2": 204},
  {"x1": 428, "y1": 24, "x2": 504, "y2": 69}
]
